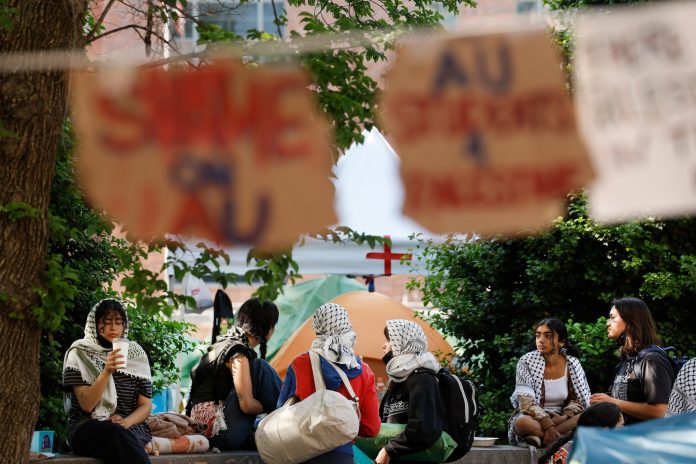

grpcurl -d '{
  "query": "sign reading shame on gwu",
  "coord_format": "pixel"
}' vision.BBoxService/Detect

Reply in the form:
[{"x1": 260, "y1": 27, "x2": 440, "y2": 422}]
[
  {"x1": 72, "y1": 59, "x2": 336, "y2": 249},
  {"x1": 575, "y1": 3, "x2": 696, "y2": 223},
  {"x1": 381, "y1": 29, "x2": 594, "y2": 236}
]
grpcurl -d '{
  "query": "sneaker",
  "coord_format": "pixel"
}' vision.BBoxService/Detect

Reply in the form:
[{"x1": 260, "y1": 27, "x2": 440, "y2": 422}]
[{"x1": 524, "y1": 435, "x2": 542, "y2": 447}]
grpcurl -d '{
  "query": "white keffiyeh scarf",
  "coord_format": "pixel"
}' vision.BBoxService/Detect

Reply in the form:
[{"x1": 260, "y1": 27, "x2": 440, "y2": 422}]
[
  {"x1": 63, "y1": 299, "x2": 151, "y2": 420},
  {"x1": 510, "y1": 350, "x2": 591, "y2": 410},
  {"x1": 310, "y1": 303, "x2": 360, "y2": 369},
  {"x1": 385, "y1": 319, "x2": 441, "y2": 383}
]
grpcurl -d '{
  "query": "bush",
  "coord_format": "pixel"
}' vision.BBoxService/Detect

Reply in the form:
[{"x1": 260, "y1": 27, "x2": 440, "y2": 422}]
[{"x1": 410, "y1": 193, "x2": 696, "y2": 440}]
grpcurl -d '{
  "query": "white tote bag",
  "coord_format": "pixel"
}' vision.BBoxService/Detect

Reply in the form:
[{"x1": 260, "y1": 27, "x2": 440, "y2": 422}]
[{"x1": 255, "y1": 351, "x2": 360, "y2": 464}]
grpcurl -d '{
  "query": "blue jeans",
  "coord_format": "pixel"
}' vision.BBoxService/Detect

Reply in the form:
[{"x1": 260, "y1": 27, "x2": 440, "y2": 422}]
[{"x1": 209, "y1": 358, "x2": 281, "y2": 450}]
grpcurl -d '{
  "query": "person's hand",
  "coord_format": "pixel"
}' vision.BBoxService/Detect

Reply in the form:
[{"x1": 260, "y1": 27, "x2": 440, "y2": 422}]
[
  {"x1": 549, "y1": 411, "x2": 568, "y2": 425},
  {"x1": 542, "y1": 425, "x2": 560, "y2": 447},
  {"x1": 375, "y1": 447, "x2": 391, "y2": 464},
  {"x1": 109, "y1": 414, "x2": 131, "y2": 428},
  {"x1": 104, "y1": 349, "x2": 124, "y2": 375},
  {"x1": 590, "y1": 393, "x2": 614, "y2": 405}
]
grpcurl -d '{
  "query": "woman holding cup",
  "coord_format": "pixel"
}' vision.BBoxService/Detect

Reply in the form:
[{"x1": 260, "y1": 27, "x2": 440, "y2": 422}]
[{"x1": 62, "y1": 298, "x2": 153, "y2": 463}]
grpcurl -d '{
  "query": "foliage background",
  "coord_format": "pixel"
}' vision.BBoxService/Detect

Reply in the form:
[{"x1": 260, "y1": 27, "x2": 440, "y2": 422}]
[
  {"x1": 409, "y1": 194, "x2": 696, "y2": 439},
  {"x1": 36, "y1": 126, "x2": 198, "y2": 448},
  {"x1": 36, "y1": 0, "x2": 481, "y2": 449}
]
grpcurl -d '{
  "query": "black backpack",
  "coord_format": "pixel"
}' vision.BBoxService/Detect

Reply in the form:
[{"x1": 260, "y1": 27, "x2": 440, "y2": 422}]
[
  {"x1": 430, "y1": 368, "x2": 481, "y2": 462},
  {"x1": 642, "y1": 345, "x2": 689, "y2": 378}
]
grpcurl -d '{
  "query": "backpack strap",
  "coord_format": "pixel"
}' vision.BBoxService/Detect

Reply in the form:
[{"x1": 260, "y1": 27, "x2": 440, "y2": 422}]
[{"x1": 309, "y1": 351, "x2": 361, "y2": 418}]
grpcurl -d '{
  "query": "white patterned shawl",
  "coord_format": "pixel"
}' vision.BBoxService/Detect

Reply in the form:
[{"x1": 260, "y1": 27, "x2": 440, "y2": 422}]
[
  {"x1": 310, "y1": 302, "x2": 360, "y2": 369},
  {"x1": 63, "y1": 299, "x2": 151, "y2": 420},
  {"x1": 510, "y1": 350, "x2": 591, "y2": 409},
  {"x1": 667, "y1": 358, "x2": 696, "y2": 416},
  {"x1": 385, "y1": 319, "x2": 441, "y2": 383}
]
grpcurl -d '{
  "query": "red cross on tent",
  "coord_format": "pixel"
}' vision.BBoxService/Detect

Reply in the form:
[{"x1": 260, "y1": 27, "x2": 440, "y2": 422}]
[{"x1": 366, "y1": 235, "x2": 413, "y2": 276}]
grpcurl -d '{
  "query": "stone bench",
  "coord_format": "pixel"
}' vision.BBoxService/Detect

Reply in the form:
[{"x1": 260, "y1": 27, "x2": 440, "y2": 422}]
[{"x1": 33, "y1": 446, "x2": 537, "y2": 464}]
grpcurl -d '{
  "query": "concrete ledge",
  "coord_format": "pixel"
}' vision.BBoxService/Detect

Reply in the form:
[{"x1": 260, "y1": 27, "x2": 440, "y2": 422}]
[
  {"x1": 457, "y1": 445, "x2": 537, "y2": 464},
  {"x1": 31, "y1": 451, "x2": 263, "y2": 464},
  {"x1": 35, "y1": 446, "x2": 536, "y2": 464}
]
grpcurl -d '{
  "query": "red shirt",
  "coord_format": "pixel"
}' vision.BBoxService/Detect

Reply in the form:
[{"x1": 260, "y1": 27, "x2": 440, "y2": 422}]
[{"x1": 289, "y1": 353, "x2": 381, "y2": 438}]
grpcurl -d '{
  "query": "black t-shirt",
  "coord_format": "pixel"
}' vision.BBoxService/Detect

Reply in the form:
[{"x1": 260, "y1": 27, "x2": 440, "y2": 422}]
[{"x1": 610, "y1": 347, "x2": 675, "y2": 425}]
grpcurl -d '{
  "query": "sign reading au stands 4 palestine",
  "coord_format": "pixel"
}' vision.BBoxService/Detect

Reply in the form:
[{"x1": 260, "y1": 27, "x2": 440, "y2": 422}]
[
  {"x1": 72, "y1": 59, "x2": 335, "y2": 250},
  {"x1": 575, "y1": 3, "x2": 696, "y2": 223},
  {"x1": 381, "y1": 28, "x2": 594, "y2": 237}
]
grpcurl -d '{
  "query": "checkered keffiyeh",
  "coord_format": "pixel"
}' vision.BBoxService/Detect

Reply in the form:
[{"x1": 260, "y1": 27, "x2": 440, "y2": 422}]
[
  {"x1": 668, "y1": 358, "x2": 696, "y2": 416},
  {"x1": 510, "y1": 350, "x2": 591, "y2": 409},
  {"x1": 310, "y1": 303, "x2": 360, "y2": 369},
  {"x1": 385, "y1": 319, "x2": 441, "y2": 383}
]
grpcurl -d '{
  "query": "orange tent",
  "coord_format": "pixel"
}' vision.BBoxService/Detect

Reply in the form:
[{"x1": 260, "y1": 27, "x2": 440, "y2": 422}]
[{"x1": 269, "y1": 291, "x2": 453, "y2": 382}]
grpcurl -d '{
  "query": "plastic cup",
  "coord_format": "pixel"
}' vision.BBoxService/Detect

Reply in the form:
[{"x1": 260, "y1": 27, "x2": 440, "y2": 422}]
[{"x1": 112, "y1": 338, "x2": 129, "y2": 369}]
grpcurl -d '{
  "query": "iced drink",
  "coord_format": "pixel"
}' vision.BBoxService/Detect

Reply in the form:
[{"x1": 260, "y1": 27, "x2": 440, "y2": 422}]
[{"x1": 112, "y1": 338, "x2": 129, "y2": 369}]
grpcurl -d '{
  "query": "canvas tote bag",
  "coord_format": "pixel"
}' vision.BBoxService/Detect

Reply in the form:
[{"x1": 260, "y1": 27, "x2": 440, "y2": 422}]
[{"x1": 255, "y1": 351, "x2": 360, "y2": 463}]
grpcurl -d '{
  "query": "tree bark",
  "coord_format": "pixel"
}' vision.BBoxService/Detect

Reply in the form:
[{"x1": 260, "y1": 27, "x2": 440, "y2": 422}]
[{"x1": 0, "y1": 2, "x2": 87, "y2": 462}]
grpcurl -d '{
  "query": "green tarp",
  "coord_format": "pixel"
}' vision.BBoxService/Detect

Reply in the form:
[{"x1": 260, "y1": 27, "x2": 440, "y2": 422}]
[{"x1": 266, "y1": 275, "x2": 366, "y2": 360}]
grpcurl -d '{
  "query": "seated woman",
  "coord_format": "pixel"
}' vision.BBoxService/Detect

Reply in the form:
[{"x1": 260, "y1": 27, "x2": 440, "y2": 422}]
[
  {"x1": 590, "y1": 297, "x2": 675, "y2": 424},
  {"x1": 538, "y1": 402, "x2": 623, "y2": 464},
  {"x1": 62, "y1": 299, "x2": 153, "y2": 464},
  {"x1": 668, "y1": 358, "x2": 696, "y2": 416},
  {"x1": 187, "y1": 298, "x2": 282, "y2": 450},
  {"x1": 376, "y1": 319, "x2": 445, "y2": 464},
  {"x1": 509, "y1": 318, "x2": 591, "y2": 448},
  {"x1": 277, "y1": 302, "x2": 381, "y2": 463}
]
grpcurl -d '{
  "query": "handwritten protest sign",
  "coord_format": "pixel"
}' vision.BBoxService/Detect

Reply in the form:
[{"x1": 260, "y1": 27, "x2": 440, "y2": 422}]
[
  {"x1": 72, "y1": 59, "x2": 335, "y2": 249},
  {"x1": 381, "y1": 28, "x2": 593, "y2": 236},
  {"x1": 575, "y1": 3, "x2": 696, "y2": 223}
]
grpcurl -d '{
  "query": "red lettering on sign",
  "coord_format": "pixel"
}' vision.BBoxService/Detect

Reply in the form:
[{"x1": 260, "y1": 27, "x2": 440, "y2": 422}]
[
  {"x1": 96, "y1": 95, "x2": 146, "y2": 152},
  {"x1": 94, "y1": 64, "x2": 316, "y2": 165},
  {"x1": 385, "y1": 91, "x2": 575, "y2": 143},
  {"x1": 404, "y1": 162, "x2": 580, "y2": 209}
]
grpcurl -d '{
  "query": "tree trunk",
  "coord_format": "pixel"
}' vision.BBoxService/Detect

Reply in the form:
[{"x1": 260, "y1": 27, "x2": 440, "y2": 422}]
[{"x1": 0, "y1": 2, "x2": 87, "y2": 462}]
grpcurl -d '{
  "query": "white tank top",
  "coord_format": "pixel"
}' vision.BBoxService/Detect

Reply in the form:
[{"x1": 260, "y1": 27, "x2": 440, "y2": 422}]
[{"x1": 544, "y1": 368, "x2": 568, "y2": 414}]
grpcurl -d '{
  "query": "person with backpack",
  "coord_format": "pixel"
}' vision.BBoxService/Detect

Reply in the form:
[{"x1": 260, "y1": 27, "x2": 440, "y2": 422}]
[
  {"x1": 509, "y1": 318, "x2": 592, "y2": 448},
  {"x1": 275, "y1": 302, "x2": 381, "y2": 463},
  {"x1": 376, "y1": 319, "x2": 446, "y2": 463},
  {"x1": 187, "y1": 298, "x2": 282, "y2": 450},
  {"x1": 590, "y1": 297, "x2": 675, "y2": 425}
]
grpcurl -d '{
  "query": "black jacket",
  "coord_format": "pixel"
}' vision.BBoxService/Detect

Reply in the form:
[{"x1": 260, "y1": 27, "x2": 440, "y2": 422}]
[{"x1": 379, "y1": 369, "x2": 445, "y2": 460}]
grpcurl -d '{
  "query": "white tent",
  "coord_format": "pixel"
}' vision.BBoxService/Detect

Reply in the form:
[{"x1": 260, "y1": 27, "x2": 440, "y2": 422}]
[{"x1": 171, "y1": 128, "x2": 442, "y2": 275}]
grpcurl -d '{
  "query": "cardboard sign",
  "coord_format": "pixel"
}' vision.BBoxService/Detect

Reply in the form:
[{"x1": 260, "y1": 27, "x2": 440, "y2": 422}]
[
  {"x1": 575, "y1": 3, "x2": 696, "y2": 223},
  {"x1": 72, "y1": 59, "x2": 335, "y2": 249},
  {"x1": 381, "y1": 28, "x2": 593, "y2": 236}
]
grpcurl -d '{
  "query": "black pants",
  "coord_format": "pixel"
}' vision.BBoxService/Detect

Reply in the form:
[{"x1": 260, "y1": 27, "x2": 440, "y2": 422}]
[{"x1": 71, "y1": 420, "x2": 151, "y2": 464}]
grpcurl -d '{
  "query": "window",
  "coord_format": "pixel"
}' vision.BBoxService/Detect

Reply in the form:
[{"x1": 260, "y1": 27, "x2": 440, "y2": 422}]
[{"x1": 172, "y1": 0, "x2": 285, "y2": 41}]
